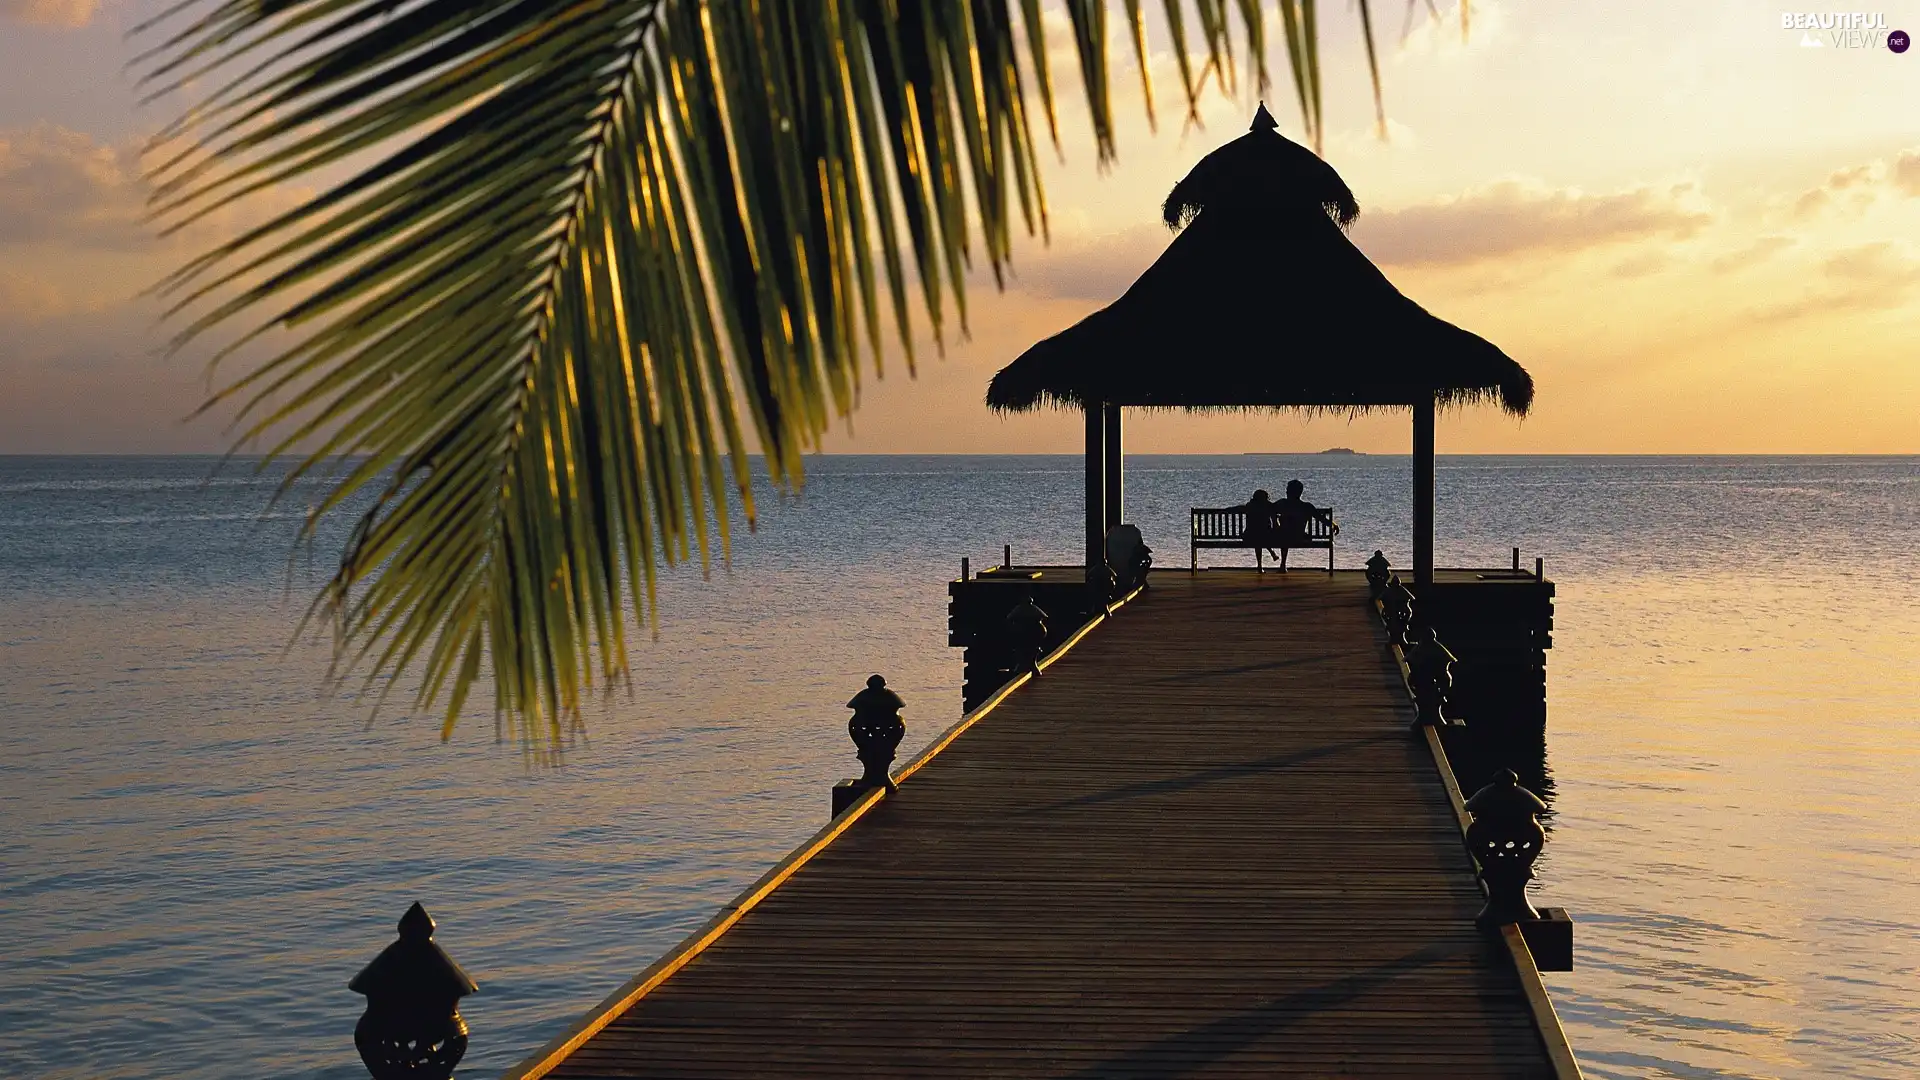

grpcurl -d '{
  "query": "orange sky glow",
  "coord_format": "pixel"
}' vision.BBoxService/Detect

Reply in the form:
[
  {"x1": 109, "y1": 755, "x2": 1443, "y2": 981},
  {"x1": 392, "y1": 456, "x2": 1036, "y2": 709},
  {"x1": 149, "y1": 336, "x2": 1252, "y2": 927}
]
[{"x1": 2, "y1": 2, "x2": 1917, "y2": 454}]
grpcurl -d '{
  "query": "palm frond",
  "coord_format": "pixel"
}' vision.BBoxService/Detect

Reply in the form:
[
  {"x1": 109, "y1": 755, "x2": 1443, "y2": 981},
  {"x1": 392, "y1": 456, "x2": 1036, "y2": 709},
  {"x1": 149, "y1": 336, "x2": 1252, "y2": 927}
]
[{"x1": 142, "y1": 0, "x2": 1465, "y2": 746}]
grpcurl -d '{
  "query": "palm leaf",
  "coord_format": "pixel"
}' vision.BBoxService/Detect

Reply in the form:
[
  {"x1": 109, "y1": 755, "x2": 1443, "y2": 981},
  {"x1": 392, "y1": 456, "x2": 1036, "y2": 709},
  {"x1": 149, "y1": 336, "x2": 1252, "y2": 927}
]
[{"x1": 140, "y1": 0, "x2": 1463, "y2": 746}]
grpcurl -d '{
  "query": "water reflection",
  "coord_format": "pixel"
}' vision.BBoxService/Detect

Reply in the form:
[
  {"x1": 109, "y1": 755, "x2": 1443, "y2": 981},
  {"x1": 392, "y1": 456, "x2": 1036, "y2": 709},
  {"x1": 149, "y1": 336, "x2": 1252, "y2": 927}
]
[
  {"x1": 1545, "y1": 567, "x2": 1920, "y2": 1080},
  {"x1": 1441, "y1": 724, "x2": 1557, "y2": 829},
  {"x1": 3, "y1": 455, "x2": 1918, "y2": 1080}
]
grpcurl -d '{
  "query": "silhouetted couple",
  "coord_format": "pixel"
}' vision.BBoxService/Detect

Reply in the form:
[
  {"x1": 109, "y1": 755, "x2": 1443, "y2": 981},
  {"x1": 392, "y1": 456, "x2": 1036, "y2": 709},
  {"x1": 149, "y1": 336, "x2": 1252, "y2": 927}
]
[{"x1": 1240, "y1": 480, "x2": 1333, "y2": 570}]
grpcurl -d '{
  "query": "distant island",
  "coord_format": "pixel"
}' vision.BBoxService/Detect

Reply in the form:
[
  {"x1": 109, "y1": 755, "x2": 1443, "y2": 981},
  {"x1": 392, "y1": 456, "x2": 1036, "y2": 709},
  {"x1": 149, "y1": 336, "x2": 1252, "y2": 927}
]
[
  {"x1": 1240, "y1": 448, "x2": 1365, "y2": 456},
  {"x1": 1318, "y1": 447, "x2": 1361, "y2": 455}
]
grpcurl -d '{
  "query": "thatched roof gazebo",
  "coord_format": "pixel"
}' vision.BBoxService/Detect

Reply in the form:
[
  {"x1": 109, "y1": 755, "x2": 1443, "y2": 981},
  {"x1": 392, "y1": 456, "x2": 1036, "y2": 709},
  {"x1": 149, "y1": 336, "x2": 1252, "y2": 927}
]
[{"x1": 989, "y1": 106, "x2": 1533, "y2": 585}]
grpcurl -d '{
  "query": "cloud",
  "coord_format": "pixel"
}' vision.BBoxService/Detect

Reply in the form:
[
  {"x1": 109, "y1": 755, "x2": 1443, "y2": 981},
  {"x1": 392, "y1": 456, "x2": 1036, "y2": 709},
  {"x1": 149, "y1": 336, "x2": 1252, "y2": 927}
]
[
  {"x1": 1351, "y1": 179, "x2": 1711, "y2": 268},
  {"x1": 1392, "y1": 0, "x2": 1507, "y2": 60},
  {"x1": 1791, "y1": 162, "x2": 1879, "y2": 218},
  {"x1": 1326, "y1": 118, "x2": 1420, "y2": 157},
  {"x1": 0, "y1": 0, "x2": 99, "y2": 28},
  {"x1": 1821, "y1": 242, "x2": 1920, "y2": 286},
  {"x1": 0, "y1": 125, "x2": 147, "y2": 249},
  {"x1": 1010, "y1": 224, "x2": 1166, "y2": 302},
  {"x1": 1749, "y1": 242, "x2": 1920, "y2": 324},
  {"x1": 0, "y1": 123, "x2": 315, "y2": 262},
  {"x1": 1609, "y1": 250, "x2": 1672, "y2": 279},
  {"x1": 1893, "y1": 150, "x2": 1920, "y2": 198},
  {"x1": 1710, "y1": 236, "x2": 1794, "y2": 274},
  {"x1": 0, "y1": 268, "x2": 76, "y2": 322},
  {"x1": 1789, "y1": 150, "x2": 1920, "y2": 218}
]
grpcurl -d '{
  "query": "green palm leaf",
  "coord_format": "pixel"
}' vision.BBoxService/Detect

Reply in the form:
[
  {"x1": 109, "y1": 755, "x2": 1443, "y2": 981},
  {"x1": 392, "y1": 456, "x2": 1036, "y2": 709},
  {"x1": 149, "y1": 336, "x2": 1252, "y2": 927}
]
[{"x1": 140, "y1": 0, "x2": 1457, "y2": 745}]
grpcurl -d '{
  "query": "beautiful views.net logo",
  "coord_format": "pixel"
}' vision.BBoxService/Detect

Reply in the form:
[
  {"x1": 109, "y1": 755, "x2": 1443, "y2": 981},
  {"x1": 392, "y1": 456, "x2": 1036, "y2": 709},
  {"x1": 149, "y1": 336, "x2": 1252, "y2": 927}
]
[{"x1": 1781, "y1": 11, "x2": 1909, "y2": 50}]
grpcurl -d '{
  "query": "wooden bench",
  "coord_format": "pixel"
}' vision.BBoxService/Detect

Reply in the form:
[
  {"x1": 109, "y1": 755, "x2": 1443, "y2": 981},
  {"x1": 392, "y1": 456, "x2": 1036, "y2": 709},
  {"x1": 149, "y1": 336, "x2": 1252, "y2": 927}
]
[{"x1": 1190, "y1": 506, "x2": 1337, "y2": 572}]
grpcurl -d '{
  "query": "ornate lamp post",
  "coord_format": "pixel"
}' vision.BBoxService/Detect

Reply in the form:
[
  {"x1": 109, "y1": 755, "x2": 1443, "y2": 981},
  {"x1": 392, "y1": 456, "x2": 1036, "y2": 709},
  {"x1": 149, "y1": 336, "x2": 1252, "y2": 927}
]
[
  {"x1": 1005, "y1": 592, "x2": 1050, "y2": 676},
  {"x1": 1404, "y1": 623, "x2": 1457, "y2": 728},
  {"x1": 846, "y1": 675, "x2": 906, "y2": 794},
  {"x1": 349, "y1": 903, "x2": 476, "y2": 1080},
  {"x1": 1464, "y1": 770, "x2": 1549, "y2": 927},
  {"x1": 1106, "y1": 524, "x2": 1153, "y2": 594},
  {"x1": 1380, "y1": 574, "x2": 1415, "y2": 649},
  {"x1": 1087, "y1": 559, "x2": 1118, "y2": 611},
  {"x1": 1364, "y1": 550, "x2": 1392, "y2": 600}
]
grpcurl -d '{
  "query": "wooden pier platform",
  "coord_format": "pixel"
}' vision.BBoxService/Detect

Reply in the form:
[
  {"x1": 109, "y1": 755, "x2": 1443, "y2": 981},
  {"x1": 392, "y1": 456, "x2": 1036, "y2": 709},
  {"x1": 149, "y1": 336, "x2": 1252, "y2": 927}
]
[{"x1": 510, "y1": 572, "x2": 1572, "y2": 1078}]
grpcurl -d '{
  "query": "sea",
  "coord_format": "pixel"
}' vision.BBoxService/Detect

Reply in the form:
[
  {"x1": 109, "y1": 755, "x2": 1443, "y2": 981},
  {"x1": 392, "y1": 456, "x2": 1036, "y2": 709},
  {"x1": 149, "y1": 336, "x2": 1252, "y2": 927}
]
[{"x1": 1, "y1": 454, "x2": 1916, "y2": 1080}]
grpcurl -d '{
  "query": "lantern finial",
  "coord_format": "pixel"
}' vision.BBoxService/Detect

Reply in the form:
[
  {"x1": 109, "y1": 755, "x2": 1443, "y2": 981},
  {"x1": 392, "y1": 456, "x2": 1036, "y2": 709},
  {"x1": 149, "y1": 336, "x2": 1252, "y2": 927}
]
[{"x1": 350, "y1": 904, "x2": 475, "y2": 1080}]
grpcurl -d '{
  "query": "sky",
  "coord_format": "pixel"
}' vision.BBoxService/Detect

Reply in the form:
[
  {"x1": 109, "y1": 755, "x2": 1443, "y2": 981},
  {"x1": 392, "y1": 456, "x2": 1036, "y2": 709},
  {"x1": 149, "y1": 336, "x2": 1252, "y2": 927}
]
[{"x1": 2, "y1": 1, "x2": 1917, "y2": 455}]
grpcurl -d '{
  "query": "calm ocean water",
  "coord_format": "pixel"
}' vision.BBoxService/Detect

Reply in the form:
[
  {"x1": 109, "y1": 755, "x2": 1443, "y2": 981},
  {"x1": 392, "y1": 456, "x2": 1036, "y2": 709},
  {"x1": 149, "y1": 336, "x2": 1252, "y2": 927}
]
[{"x1": 2, "y1": 454, "x2": 1916, "y2": 1079}]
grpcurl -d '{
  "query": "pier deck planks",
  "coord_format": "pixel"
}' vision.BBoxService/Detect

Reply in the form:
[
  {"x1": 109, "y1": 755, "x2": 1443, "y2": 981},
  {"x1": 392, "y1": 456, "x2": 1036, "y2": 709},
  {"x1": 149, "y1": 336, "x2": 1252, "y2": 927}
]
[{"x1": 543, "y1": 572, "x2": 1555, "y2": 1078}]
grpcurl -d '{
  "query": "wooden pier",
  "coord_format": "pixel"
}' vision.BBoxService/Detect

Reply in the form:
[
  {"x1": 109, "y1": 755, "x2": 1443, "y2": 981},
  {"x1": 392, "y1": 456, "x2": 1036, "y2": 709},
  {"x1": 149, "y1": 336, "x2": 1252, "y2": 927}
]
[{"x1": 507, "y1": 571, "x2": 1576, "y2": 1078}]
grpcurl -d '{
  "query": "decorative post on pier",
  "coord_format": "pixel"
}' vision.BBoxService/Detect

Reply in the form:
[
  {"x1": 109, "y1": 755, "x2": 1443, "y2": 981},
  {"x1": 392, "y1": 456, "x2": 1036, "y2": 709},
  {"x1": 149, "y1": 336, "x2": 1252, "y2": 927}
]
[
  {"x1": 1365, "y1": 551, "x2": 1392, "y2": 600},
  {"x1": 1087, "y1": 559, "x2": 1118, "y2": 612},
  {"x1": 835, "y1": 676, "x2": 906, "y2": 815},
  {"x1": 349, "y1": 903, "x2": 476, "y2": 1080},
  {"x1": 1381, "y1": 575, "x2": 1415, "y2": 649},
  {"x1": 1464, "y1": 770, "x2": 1548, "y2": 927},
  {"x1": 851, "y1": 676, "x2": 904, "y2": 778},
  {"x1": 1006, "y1": 592, "x2": 1050, "y2": 676},
  {"x1": 1404, "y1": 623, "x2": 1457, "y2": 729}
]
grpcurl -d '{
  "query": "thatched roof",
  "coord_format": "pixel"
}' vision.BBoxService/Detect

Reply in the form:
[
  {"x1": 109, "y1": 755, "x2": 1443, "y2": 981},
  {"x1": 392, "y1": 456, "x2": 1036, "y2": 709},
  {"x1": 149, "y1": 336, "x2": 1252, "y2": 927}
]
[{"x1": 987, "y1": 108, "x2": 1533, "y2": 415}]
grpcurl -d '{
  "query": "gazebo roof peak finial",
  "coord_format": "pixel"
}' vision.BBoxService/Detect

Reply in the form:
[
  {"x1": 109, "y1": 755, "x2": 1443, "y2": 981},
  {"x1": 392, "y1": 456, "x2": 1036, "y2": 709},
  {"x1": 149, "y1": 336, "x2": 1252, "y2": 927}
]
[{"x1": 1250, "y1": 102, "x2": 1278, "y2": 132}]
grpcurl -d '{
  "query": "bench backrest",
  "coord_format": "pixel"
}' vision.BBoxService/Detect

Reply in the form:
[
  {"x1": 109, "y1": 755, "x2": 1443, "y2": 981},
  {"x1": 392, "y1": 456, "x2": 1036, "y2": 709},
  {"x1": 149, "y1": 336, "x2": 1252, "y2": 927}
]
[
  {"x1": 1191, "y1": 508, "x2": 1248, "y2": 541},
  {"x1": 1190, "y1": 506, "x2": 1335, "y2": 542}
]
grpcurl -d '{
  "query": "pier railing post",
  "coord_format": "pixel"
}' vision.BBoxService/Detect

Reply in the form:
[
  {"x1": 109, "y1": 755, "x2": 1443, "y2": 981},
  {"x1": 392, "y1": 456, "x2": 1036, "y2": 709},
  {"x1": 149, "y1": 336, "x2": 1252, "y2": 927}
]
[
  {"x1": 1464, "y1": 770, "x2": 1547, "y2": 927},
  {"x1": 349, "y1": 903, "x2": 476, "y2": 1080},
  {"x1": 1005, "y1": 591, "x2": 1050, "y2": 677},
  {"x1": 1364, "y1": 550, "x2": 1391, "y2": 600},
  {"x1": 1404, "y1": 622, "x2": 1457, "y2": 730},
  {"x1": 1088, "y1": 558, "x2": 1117, "y2": 613},
  {"x1": 1380, "y1": 571, "x2": 1574, "y2": 969},
  {"x1": 1380, "y1": 575, "x2": 1414, "y2": 649},
  {"x1": 835, "y1": 675, "x2": 906, "y2": 815}
]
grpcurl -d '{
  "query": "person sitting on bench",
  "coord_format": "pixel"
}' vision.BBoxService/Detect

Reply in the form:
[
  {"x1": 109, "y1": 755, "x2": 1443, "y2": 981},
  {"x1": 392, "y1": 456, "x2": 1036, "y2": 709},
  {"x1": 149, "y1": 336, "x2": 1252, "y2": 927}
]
[
  {"x1": 1273, "y1": 479, "x2": 1336, "y2": 570},
  {"x1": 1238, "y1": 489, "x2": 1282, "y2": 561}
]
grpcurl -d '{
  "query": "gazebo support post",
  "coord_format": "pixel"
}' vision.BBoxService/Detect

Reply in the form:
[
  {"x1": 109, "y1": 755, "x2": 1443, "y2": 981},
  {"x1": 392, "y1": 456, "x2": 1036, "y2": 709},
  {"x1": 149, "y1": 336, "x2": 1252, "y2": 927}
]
[
  {"x1": 1413, "y1": 392, "x2": 1435, "y2": 587},
  {"x1": 1103, "y1": 404, "x2": 1124, "y2": 531},
  {"x1": 1085, "y1": 403, "x2": 1106, "y2": 573}
]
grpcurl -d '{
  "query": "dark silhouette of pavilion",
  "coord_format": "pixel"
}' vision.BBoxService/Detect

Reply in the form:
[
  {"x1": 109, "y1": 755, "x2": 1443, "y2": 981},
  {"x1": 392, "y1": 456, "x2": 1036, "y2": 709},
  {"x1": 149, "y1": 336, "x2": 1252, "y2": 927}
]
[{"x1": 988, "y1": 105, "x2": 1533, "y2": 586}]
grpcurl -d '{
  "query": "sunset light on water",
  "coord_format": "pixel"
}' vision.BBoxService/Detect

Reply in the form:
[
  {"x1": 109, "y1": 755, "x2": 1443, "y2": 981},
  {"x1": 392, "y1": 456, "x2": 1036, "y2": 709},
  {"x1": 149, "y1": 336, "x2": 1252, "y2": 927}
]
[{"x1": 3, "y1": 3, "x2": 1917, "y2": 1077}]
